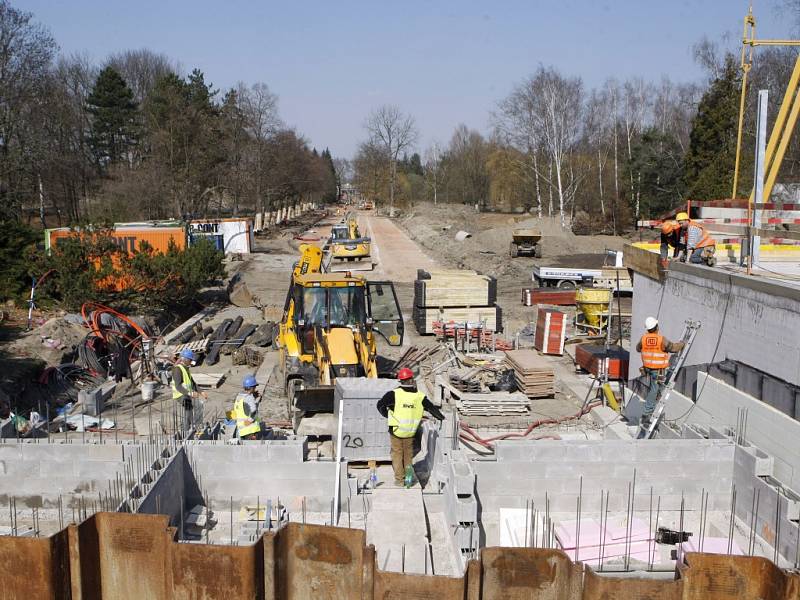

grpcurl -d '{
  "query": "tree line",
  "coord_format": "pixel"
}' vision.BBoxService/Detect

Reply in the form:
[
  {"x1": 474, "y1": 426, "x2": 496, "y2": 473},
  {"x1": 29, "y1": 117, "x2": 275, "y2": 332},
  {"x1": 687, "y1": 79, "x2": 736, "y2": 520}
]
[
  {"x1": 0, "y1": 1, "x2": 338, "y2": 227},
  {"x1": 354, "y1": 39, "x2": 800, "y2": 233}
]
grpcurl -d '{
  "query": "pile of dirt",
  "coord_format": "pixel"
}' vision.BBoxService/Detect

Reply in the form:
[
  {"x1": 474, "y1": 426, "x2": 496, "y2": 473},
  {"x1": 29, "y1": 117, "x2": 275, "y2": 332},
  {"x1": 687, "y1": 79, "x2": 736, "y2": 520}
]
[
  {"x1": 400, "y1": 202, "x2": 626, "y2": 279},
  {"x1": 6, "y1": 316, "x2": 87, "y2": 365}
]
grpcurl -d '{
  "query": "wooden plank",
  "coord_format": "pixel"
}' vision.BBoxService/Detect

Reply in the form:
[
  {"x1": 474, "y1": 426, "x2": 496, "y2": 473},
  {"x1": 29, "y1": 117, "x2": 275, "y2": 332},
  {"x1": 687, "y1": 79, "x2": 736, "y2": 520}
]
[
  {"x1": 192, "y1": 372, "x2": 226, "y2": 388},
  {"x1": 623, "y1": 243, "x2": 664, "y2": 281}
]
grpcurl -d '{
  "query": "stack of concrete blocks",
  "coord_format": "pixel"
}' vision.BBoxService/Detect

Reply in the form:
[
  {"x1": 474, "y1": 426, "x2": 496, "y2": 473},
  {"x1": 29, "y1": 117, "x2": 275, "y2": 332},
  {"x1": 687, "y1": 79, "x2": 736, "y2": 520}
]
[
  {"x1": 442, "y1": 449, "x2": 479, "y2": 566},
  {"x1": 333, "y1": 377, "x2": 399, "y2": 461}
]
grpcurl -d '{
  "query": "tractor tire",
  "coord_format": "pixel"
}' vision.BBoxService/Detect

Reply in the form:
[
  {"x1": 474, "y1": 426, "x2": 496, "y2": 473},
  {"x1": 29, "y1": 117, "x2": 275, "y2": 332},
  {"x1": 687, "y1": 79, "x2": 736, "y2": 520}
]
[
  {"x1": 558, "y1": 280, "x2": 577, "y2": 290},
  {"x1": 534, "y1": 245, "x2": 543, "y2": 258},
  {"x1": 509, "y1": 243, "x2": 519, "y2": 258}
]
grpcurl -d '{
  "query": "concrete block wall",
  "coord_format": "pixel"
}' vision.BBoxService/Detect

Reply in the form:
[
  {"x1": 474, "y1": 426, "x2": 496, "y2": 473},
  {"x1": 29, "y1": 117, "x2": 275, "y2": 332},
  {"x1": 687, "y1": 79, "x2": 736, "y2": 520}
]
[
  {"x1": 733, "y1": 444, "x2": 800, "y2": 566},
  {"x1": 630, "y1": 264, "x2": 800, "y2": 387},
  {"x1": 671, "y1": 373, "x2": 800, "y2": 491},
  {"x1": 474, "y1": 438, "x2": 736, "y2": 513},
  {"x1": 0, "y1": 442, "x2": 129, "y2": 507},
  {"x1": 186, "y1": 440, "x2": 345, "y2": 512}
]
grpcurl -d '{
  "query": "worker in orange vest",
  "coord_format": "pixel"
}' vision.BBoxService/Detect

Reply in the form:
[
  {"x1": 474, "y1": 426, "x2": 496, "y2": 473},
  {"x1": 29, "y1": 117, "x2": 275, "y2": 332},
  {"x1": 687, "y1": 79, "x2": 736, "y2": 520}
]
[
  {"x1": 636, "y1": 317, "x2": 685, "y2": 426},
  {"x1": 676, "y1": 213, "x2": 716, "y2": 265},
  {"x1": 659, "y1": 218, "x2": 685, "y2": 261}
]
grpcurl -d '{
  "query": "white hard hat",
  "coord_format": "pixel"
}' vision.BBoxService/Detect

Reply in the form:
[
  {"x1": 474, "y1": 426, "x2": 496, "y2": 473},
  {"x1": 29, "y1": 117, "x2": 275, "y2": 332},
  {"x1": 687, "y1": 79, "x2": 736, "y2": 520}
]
[{"x1": 645, "y1": 316, "x2": 658, "y2": 330}]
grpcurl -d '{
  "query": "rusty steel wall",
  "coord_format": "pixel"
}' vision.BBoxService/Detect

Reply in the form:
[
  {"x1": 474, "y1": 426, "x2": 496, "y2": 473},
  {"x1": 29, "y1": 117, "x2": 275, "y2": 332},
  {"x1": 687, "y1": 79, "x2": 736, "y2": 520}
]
[{"x1": 0, "y1": 512, "x2": 799, "y2": 599}]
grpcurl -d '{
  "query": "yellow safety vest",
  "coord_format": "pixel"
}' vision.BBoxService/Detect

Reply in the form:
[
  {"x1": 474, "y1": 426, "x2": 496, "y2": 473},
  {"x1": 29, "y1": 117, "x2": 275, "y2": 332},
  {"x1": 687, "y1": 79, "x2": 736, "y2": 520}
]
[
  {"x1": 640, "y1": 333, "x2": 670, "y2": 370},
  {"x1": 387, "y1": 388, "x2": 424, "y2": 439},
  {"x1": 171, "y1": 364, "x2": 194, "y2": 400},
  {"x1": 232, "y1": 394, "x2": 261, "y2": 438}
]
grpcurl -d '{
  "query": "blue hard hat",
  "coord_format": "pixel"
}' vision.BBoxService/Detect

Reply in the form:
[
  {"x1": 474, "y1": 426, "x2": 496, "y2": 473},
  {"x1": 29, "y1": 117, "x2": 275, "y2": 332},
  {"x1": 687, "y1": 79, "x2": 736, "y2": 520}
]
[
  {"x1": 243, "y1": 375, "x2": 257, "y2": 388},
  {"x1": 180, "y1": 348, "x2": 196, "y2": 361}
]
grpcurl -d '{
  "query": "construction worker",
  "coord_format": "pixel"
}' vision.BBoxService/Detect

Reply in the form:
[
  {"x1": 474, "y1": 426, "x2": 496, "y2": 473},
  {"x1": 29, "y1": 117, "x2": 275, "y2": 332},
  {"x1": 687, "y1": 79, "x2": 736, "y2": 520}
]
[
  {"x1": 230, "y1": 375, "x2": 261, "y2": 439},
  {"x1": 171, "y1": 349, "x2": 207, "y2": 434},
  {"x1": 636, "y1": 317, "x2": 685, "y2": 427},
  {"x1": 660, "y1": 218, "x2": 685, "y2": 260},
  {"x1": 676, "y1": 213, "x2": 716, "y2": 265},
  {"x1": 376, "y1": 368, "x2": 445, "y2": 487}
]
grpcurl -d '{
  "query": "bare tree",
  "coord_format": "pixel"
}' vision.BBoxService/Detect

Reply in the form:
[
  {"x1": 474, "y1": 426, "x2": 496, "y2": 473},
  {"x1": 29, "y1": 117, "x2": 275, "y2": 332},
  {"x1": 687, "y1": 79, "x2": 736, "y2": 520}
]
[
  {"x1": 498, "y1": 67, "x2": 583, "y2": 228},
  {"x1": 238, "y1": 82, "x2": 281, "y2": 211},
  {"x1": 494, "y1": 83, "x2": 545, "y2": 217},
  {"x1": 423, "y1": 141, "x2": 443, "y2": 205},
  {"x1": 107, "y1": 48, "x2": 177, "y2": 105},
  {"x1": 0, "y1": 1, "x2": 57, "y2": 219},
  {"x1": 622, "y1": 77, "x2": 652, "y2": 219},
  {"x1": 364, "y1": 104, "x2": 418, "y2": 212},
  {"x1": 332, "y1": 157, "x2": 352, "y2": 188}
]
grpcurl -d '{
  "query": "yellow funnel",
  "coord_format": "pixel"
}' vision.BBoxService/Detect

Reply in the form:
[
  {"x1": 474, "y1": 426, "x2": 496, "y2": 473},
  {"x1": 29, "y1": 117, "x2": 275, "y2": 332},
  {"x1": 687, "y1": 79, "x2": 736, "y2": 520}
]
[{"x1": 575, "y1": 288, "x2": 612, "y2": 327}]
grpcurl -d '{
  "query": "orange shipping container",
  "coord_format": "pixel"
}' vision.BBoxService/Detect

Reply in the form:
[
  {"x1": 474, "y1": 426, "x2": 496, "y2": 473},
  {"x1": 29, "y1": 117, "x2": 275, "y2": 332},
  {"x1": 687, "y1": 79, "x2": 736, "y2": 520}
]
[{"x1": 47, "y1": 227, "x2": 187, "y2": 255}]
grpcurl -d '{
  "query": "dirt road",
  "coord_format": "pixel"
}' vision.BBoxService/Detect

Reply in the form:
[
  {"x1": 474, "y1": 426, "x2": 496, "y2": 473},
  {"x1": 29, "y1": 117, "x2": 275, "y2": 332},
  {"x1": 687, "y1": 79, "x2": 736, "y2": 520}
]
[{"x1": 363, "y1": 214, "x2": 439, "y2": 282}]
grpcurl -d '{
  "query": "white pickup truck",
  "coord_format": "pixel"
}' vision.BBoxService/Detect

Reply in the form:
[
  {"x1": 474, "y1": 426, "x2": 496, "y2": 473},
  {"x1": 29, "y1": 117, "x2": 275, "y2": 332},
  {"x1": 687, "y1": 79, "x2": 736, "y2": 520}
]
[{"x1": 532, "y1": 251, "x2": 633, "y2": 292}]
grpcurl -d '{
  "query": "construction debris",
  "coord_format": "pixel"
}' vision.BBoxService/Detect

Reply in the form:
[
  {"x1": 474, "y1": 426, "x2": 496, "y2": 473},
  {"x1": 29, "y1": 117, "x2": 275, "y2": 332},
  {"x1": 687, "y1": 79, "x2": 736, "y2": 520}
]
[{"x1": 456, "y1": 391, "x2": 530, "y2": 416}]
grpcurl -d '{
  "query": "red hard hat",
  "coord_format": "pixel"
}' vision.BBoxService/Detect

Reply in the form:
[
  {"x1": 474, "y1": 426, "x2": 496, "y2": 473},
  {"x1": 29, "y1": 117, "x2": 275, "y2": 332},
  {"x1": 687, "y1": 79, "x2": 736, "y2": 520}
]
[{"x1": 397, "y1": 368, "x2": 414, "y2": 381}]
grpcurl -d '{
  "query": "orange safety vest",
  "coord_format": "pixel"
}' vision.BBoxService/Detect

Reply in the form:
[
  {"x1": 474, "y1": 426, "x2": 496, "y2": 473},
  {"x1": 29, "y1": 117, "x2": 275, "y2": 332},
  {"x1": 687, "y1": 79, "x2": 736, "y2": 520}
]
[
  {"x1": 683, "y1": 221, "x2": 715, "y2": 249},
  {"x1": 640, "y1": 333, "x2": 670, "y2": 369}
]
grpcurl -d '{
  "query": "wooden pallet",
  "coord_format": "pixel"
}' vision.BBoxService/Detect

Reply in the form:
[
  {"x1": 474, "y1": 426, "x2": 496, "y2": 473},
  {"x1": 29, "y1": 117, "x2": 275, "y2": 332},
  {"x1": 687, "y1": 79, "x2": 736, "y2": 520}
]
[{"x1": 167, "y1": 339, "x2": 210, "y2": 356}]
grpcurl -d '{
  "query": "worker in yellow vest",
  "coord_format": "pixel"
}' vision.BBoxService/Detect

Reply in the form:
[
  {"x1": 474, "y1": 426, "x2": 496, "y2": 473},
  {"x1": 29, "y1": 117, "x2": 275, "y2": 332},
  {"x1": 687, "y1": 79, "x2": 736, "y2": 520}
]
[
  {"x1": 230, "y1": 375, "x2": 261, "y2": 439},
  {"x1": 636, "y1": 317, "x2": 685, "y2": 427},
  {"x1": 171, "y1": 349, "x2": 208, "y2": 435},
  {"x1": 376, "y1": 368, "x2": 445, "y2": 487}
]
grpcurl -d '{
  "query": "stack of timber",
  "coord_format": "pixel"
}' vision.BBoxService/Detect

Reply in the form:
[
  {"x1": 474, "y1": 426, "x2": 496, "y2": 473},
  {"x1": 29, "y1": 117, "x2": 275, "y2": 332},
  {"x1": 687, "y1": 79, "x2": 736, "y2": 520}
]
[
  {"x1": 413, "y1": 269, "x2": 501, "y2": 335},
  {"x1": 504, "y1": 349, "x2": 556, "y2": 399}
]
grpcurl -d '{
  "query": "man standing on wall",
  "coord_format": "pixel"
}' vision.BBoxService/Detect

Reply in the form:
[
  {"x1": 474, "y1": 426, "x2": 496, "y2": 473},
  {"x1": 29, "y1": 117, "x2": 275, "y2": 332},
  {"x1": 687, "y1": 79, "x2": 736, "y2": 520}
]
[{"x1": 376, "y1": 368, "x2": 445, "y2": 487}]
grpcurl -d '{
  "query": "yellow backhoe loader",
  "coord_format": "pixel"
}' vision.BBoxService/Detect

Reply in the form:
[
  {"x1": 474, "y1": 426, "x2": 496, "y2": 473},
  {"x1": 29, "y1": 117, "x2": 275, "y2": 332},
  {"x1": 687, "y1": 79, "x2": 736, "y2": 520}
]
[
  {"x1": 276, "y1": 244, "x2": 404, "y2": 432},
  {"x1": 328, "y1": 212, "x2": 373, "y2": 272}
]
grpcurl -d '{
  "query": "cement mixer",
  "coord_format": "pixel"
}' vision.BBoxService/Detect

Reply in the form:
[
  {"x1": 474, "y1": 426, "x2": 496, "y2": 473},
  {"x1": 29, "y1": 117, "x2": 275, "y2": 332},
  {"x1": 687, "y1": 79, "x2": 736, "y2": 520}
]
[{"x1": 574, "y1": 288, "x2": 612, "y2": 336}]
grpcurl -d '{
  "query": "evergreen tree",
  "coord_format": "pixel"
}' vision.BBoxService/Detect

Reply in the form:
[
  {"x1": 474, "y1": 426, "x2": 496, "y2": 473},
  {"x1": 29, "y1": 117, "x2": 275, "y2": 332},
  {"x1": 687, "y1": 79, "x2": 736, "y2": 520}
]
[
  {"x1": 321, "y1": 148, "x2": 338, "y2": 203},
  {"x1": 630, "y1": 127, "x2": 686, "y2": 217},
  {"x1": 683, "y1": 55, "x2": 745, "y2": 200},
  {"x1": 408, "y1": 152, "x2": 423, "y2": 176},
  {"x1": 86, "y1": 66, "x2": 138, "y2": 167}
]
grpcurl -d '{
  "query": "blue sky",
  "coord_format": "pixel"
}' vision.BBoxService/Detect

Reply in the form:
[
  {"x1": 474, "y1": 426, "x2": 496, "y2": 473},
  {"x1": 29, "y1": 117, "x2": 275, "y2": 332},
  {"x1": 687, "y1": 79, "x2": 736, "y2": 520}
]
[{"x1": 18, "y1": 1, "x2": 794, "y2": 158}]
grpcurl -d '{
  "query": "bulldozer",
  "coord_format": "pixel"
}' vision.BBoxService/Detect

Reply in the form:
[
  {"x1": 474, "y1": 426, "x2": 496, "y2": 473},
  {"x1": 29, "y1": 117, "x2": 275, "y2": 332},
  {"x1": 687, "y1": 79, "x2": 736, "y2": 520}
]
[
  {"x1": 276, "y1": 244, "x2": 404, "y2": 433},
  {"x1": 327, "y1": 212, "x2": 373, "y2": 271}
]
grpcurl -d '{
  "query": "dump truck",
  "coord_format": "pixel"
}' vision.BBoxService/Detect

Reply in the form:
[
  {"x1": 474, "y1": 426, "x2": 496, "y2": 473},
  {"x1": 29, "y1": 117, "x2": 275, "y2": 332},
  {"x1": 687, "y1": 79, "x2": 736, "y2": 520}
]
[
  {"x1": 276, "y1": 244, "x2": 404, "y2": 432},
  {"x1": 328, "y1": 212, "x2": 373, "y2": 271},
  {"x1": 509, "y1": 228, "x2": 542, "y2": 258}
]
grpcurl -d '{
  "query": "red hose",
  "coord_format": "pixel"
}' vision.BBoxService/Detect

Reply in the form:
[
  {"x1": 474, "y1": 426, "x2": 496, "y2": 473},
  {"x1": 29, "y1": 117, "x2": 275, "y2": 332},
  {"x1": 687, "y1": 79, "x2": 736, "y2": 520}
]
[{"x1": 457, "y1": 401, "x2": 602, "y2": 449}]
